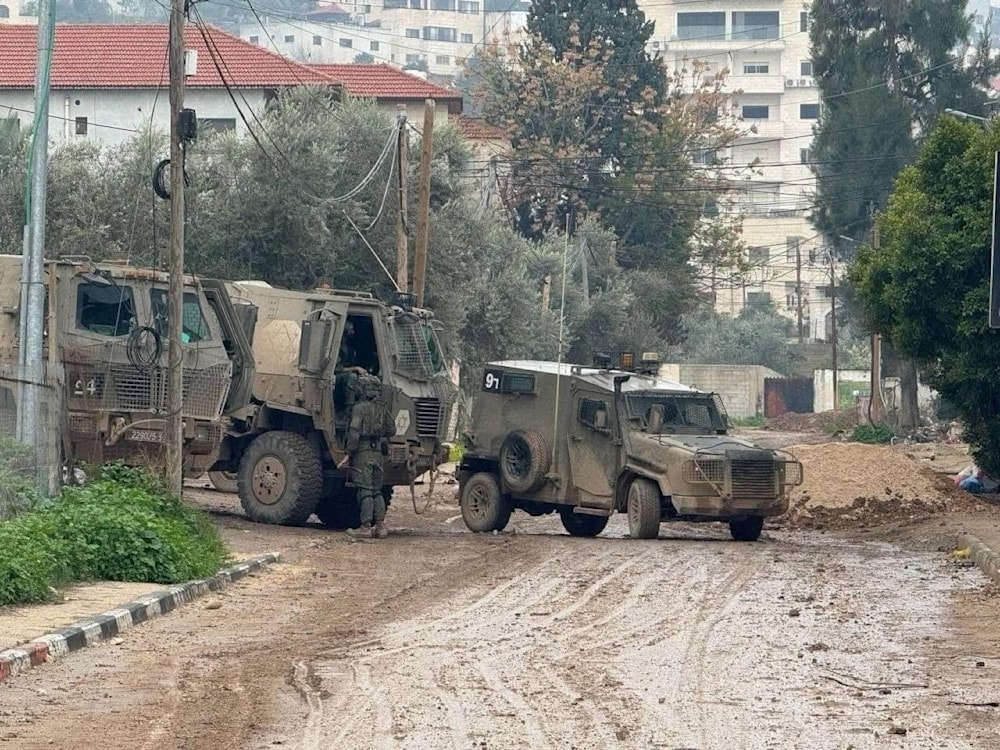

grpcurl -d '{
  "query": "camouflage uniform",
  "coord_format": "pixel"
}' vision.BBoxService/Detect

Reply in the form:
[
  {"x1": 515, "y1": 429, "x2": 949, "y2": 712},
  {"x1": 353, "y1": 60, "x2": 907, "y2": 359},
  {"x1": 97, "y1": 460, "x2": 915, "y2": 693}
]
[{"x1": 345, "y1": 375, "x2": 397, "y2": 539}]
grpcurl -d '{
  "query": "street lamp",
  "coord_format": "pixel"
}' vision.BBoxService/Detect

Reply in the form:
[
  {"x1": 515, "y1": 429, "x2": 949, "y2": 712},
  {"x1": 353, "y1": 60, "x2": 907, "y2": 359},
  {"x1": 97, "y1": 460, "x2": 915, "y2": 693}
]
[{"x1": 944, "y1": 108, "x2": 989, "y2": 122}]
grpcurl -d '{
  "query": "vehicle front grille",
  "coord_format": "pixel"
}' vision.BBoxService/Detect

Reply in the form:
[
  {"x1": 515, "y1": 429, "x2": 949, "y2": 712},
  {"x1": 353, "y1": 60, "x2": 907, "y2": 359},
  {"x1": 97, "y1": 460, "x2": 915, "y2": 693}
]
[
  {"x1": 731, "y1": 459, "x2": 777, "y2": 502},
  {"x1": 414, "y1": 397, "x2": 442, "y2": 438}
]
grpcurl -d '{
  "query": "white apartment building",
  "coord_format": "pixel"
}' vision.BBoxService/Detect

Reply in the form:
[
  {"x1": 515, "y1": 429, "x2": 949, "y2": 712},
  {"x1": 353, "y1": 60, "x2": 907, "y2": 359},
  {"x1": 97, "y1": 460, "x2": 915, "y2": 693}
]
[
  {"x1": 239, "y1": 1, "x2": 529, "y2": 79},
  {"x1": 0, "y1": 1, "x2": 33, "y2": 23},
  {"x1": 643, "y1": 0, "x2": 837, "y2": 341}
]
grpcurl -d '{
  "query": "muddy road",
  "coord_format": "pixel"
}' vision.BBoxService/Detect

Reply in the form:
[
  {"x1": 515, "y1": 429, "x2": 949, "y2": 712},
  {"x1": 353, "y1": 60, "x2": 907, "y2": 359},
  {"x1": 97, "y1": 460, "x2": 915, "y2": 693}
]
[{"x1": 1, "y1": 492, "x2": 998, "y2": 749}]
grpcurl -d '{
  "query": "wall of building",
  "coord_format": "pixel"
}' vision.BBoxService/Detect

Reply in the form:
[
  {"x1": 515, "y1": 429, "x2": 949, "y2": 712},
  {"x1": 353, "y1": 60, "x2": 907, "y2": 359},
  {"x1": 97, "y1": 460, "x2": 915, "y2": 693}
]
[{"x1": 660, "y1": 363, "x2": 783, "y2": 418}]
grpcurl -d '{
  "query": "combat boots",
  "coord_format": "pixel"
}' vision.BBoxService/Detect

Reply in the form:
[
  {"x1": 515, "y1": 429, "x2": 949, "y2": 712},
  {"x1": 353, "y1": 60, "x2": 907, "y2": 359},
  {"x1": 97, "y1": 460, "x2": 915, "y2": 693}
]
[
  {"x1": 345, "y1": 523, "x2": 373, "y2": 542},
  {"x1": 373, "y1": 520, "x2": 387, "y2": 539}
]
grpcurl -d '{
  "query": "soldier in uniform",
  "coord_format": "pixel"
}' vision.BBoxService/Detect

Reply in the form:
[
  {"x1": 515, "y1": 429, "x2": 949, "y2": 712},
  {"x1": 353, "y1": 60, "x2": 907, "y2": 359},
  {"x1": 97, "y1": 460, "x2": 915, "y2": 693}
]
[{"x1": 342, "y1": 374, "x2": 397, "y2": 540}]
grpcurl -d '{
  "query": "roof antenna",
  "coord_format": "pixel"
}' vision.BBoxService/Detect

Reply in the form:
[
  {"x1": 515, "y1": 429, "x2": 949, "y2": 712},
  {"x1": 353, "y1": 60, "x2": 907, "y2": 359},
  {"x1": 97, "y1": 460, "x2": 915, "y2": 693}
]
[{"x1": 550, "y1": 206, "x2": 571, "y2": 477}]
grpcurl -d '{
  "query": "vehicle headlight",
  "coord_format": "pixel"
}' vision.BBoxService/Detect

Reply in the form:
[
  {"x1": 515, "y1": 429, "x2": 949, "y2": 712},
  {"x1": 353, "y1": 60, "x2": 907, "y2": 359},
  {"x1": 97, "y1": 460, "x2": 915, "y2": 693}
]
[{"x1": 780, "y1": 461, "x2": 803, "y2": 486}]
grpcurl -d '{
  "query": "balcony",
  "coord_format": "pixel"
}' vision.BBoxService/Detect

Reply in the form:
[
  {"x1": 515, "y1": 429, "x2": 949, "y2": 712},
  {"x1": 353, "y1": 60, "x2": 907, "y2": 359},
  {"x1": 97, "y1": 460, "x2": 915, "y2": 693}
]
[
  {"x1": 725, "y1": 74, "x2": 787, "y2": 95},
  {"x1": 667, "y1": 34, "x2": 785, "y2": 54}
]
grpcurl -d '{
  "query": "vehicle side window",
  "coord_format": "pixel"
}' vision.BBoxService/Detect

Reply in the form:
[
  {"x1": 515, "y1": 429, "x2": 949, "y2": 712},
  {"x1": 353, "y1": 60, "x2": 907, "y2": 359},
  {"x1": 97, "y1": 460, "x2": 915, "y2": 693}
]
[
  {"x1": 683, "y1": 403, "x2": 713, "y2": 430},
  {"x1": 578, "y1": 398, "x2": 609, "y2": 432},
  {"x1": 151, "y1": 289, "x2": 212, "y2": 343},
  {"x1": 76, "y1": 281, "x2": 136, "y2": 337}
]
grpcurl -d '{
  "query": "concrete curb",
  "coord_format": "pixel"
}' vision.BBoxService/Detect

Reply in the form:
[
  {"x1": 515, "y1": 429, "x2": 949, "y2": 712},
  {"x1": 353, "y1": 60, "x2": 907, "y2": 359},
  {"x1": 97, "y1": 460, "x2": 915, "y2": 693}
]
[
  {"x1": 957, "y1": 534, "x2": 1000, "y2": 586},
  {"x1": 0, "y1": 552, "x2": 281, "y2": 683}
]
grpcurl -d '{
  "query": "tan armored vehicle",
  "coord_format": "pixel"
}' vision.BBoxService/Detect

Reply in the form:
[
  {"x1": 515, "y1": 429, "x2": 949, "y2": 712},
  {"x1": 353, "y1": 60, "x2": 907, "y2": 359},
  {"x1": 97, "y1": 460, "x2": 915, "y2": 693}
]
[
  {"x1": 458, "y1": 359, "x2": 802, "y2": 541},
  {"x1": 0, "y1": 255, "x2": 247, "y2": 475},
  {"x1": 211, "y1": 283, "x2": 455, "y2": 527}
]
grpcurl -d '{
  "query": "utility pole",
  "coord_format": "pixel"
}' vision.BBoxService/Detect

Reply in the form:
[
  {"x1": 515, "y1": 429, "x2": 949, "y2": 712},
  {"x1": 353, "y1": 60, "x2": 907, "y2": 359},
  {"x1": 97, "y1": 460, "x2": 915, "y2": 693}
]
[
  {"x1": 413, "y1": 99, "x2": 435, "y2": 308},
  {"x1": 579, "y1": 237, "x2": 590, "y2": 307},
  {"x1": 18, "y1": 0, "x2": 54, "y2": 494},
  {"x1": 165, "y1": 0, "x2": 186, "y2": 497},
  {"x1": 795, "y1": 237, "x2": 803, "y2": 343},
  {"x1": 829, "y1": 248, "x2": 838, "y2": 413},
  {"x1": 869, "y1": 223, "x2": 884, "y2": 423},
  {"x1": 395, "y1": 105, "x2": 409, "y2": 292}
]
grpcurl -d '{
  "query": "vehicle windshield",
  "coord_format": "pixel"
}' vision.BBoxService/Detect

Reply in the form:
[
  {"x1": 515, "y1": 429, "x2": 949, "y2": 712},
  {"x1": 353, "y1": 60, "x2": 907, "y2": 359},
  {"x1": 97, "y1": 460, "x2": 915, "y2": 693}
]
[
  {"x1": 626, "y1": 392, "x2": 728, "y2": 434},
  {"x1": 390, "y1": 312, "x2": 447, "y2": 380}
]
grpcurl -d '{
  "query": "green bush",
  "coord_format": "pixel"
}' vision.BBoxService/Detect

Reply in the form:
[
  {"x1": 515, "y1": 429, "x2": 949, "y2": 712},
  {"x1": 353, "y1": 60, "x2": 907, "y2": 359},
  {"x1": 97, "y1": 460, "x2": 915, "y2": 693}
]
[
  {"x1": 731, "y1": 416, "x2": 766, "y2": 428},
  {"x1": 851, "y1": 423, "x2": 894, "y2": 444},
  {"x1": 447, "y1": 441, "x2": 466, "y2": 463},
  {"x1": 0, "y1": 464, "x2": 228, "y2": 606},
  {"x1": 0, "y1": 437, "x2": 40, "y2": 521}
]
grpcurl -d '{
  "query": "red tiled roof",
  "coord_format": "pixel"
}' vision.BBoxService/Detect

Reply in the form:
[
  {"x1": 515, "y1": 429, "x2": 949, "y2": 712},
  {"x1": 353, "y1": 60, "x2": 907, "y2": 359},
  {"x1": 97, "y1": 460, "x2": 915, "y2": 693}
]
[
  {"x1": 0, "y1": 23, "x2": 338, "y2": 89},
  {"x1": 309, "y1": 63, "x2": 461, "y2": 102},
  {"x1": 452, "y1": 114, "x2": 507, "y2": 141}
]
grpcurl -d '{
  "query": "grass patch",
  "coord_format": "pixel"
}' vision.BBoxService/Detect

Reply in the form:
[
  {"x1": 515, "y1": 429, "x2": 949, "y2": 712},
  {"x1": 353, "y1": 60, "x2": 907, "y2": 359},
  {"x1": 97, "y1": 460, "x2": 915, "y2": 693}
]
[
  {"x1": 850, "y1": 423, "x2": 894, "y2": 444},
  {"x1": 0, "y1": 463, "x2": 229, "y2": 607},
  {"x1": 731, "y1": 415, "x2": 766, "y2": 428}
]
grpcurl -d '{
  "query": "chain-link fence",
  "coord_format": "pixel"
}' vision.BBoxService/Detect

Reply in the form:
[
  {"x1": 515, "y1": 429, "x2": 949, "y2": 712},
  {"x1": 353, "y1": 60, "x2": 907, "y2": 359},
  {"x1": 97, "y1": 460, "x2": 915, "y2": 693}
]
[{"x1": 0, "y1": 361, "x2": 64, "y2": 513}]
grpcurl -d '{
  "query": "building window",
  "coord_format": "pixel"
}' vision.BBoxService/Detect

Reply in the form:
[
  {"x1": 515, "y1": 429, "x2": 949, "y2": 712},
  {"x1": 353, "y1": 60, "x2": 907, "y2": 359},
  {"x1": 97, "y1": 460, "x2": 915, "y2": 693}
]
[
  {"x1": 370, "y1": 41, "x2": 380, "y2": 51},
  {"x1": 743, "y1": 62, "x2": 769, "y2": 74},
  {"x1": 748, "y1": 246, "x2": 769, "y2": 264},
  {"x1": 249, "y1": 35, "x2": 259, "y2": 44},
  {"x1": 199, "y1": 118, "x2": 237, "y2": 135},
  {"x1": 741, "y1": 104, "x2": 769, "y2": 119},
  {"x1": 799, "y1": 148, "x2": 814, "y2": 164},
  {"x1": 405, "y1": 28, "x2": 420, "y2": 38},
  {"x1": 800, "y1": 60, "x2": 813, "y2": 76},
  {"x1": 692, "y1": 148, "x2": 717, "y2": 165},
  {"x1": 460, "y1": 32, "x2": 474, "y2": 43},
  {"x1": 430, "y1": 0, "x2": 454, "y2": 8},
  {"x1": 458, "y1": 0, "x2": 479, "y2": 12},
  {"x1": 435, "y1": 55, "x2": 451, "y2": 65},
  {"x1": 784, "y1": 282, "x2": 799, "y2": 311},
  {"x1": 746, "y1": 291, "x2": 771, "y2": 308},
  {"x1": 423, "y1": 26, "x2": 457, "y2": 42},
  {"x1": 408, "y1": 0, "x2": 423, "y2": 7},
  {"x1": 0, "y1": 5, "x2": 9, "y2": 18},
  {"x1": 405, "y1": 54, "x2": 423, "y2": 64},
  {"x1": 384, "y1": 0, "x2": 405, "y2": 7},
  {"x1": 677, "y1": 12, "x2": 725, "y2": 41},
  {"x1": 339, "y1": 38, "x2": 352, "y2": 48},
  {"x1": 363, "y1": 4, "x2": 371, "y2": 12},
  {"x1": 786, "y1": 236, "x2": 802, "y2": 262},
  {"x1": 800, "y1": 103, "x2": 820, "y2": 119},
  {"x1": 800, "y1": 11, "x2": 808, "y2": 32},
  {"x1": 283, "y1": 34, "x2": 294, "y2": 43},
  {"x1": 732, "y1": 11, "x2": 780, "y2": 41},
  {"x1": 75, "y1": 117, "x2": 88, "y2": 135},
  {"x1": 313, "y1": 35, "x2": 322, "y2": 46}
]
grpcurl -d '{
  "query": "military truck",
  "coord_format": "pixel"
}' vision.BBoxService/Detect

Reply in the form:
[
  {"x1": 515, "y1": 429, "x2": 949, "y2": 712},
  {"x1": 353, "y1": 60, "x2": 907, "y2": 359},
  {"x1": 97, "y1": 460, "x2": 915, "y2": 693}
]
[
  {"x1": 0, "y1": 255, "x2": 248, "y2": 476},
  {"x1": 209, "y1": 283, "x2": 455, "y2": 527},
  {"x1": 457, "y1": 359, "x2": 802, "y2": 541}
]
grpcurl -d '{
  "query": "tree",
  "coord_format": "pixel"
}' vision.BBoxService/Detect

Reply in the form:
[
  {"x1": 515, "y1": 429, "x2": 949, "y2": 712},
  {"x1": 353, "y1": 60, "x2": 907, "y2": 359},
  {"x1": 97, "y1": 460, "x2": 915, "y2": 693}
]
[
  {"x1": 850, "y1": 116, "x2": 1000, "y2": 472},
  {"x1": 679, "y1": 304, "x2": 800, "y2": 376}
]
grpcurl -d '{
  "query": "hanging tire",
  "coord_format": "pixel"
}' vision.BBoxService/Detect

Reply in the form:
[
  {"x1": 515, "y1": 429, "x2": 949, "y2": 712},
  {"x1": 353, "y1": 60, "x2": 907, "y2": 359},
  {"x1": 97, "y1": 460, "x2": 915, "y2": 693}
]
[
  {"x1": 498, "y1": 429, "x2": 551, "y2": 494},
  {"x1": 627, "y1": 478, "x2": 661, "y2": 540},
  {"x1": 460, "y1": 472, "x2": 512, "y2": 533},
  {"x1": 559, "y1": 509, "x2": 609, "y2": 538},
  {"x1": 208, "y1": 470, "x2": 238, "y2": 494},
  {"x1": 729, "y1": 516, "x2": 764, "y2": 542},
  {"x1": 316, "y1": 486, "x2": 361, "y2": 530},
  {"x1": 237, "y1": 431, "x2": 323, "y2": 525}
]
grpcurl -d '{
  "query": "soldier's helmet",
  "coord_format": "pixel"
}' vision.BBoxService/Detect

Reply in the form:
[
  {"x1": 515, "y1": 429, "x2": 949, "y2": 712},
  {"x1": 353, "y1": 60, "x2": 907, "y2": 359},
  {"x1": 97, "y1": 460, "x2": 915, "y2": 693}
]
[{"x1": 358, "y1": 374, "x2": 382, "y2": 400}]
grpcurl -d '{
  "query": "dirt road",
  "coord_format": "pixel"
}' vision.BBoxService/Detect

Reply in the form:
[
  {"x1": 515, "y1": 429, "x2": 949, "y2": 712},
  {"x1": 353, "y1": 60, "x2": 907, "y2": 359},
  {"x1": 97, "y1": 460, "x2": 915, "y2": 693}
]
[{"x1": 1, "y1": 491, "x2": 997, "y2": 749}]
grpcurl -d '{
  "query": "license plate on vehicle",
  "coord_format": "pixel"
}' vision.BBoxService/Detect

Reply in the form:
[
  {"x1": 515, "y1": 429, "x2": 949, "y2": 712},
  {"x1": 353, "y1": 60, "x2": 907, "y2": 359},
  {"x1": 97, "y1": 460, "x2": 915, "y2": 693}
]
[{"x1": 126, "y1": 430, "x2": 164, "y2": 443}]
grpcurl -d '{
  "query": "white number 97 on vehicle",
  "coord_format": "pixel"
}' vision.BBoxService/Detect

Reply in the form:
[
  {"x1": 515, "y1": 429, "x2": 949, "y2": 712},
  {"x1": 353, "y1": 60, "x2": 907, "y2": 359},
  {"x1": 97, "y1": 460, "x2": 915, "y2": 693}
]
[{"x1": 481, "y1": 369, "x2": 536, "y2": 395}]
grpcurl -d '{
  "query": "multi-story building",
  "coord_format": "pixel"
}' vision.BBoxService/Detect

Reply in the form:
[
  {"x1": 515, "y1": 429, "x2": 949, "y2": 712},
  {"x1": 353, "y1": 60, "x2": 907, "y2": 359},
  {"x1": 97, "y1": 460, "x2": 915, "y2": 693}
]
[
  {"x1": 0, "y1": 1, "x2": 33, "y2": 23},
  {"x1": 239, "y1": 1, "x2": 529, "y2": 80},
  {"x1": 643, "y1": 0, "x2": 837, "y2": 342}
]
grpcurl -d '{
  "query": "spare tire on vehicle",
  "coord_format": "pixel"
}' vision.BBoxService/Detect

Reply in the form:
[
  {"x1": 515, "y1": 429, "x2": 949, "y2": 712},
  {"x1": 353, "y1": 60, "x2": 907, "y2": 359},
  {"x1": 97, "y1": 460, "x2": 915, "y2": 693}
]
[{"x1": 498, "y1": 429, "x2": 552, "y2": 494}]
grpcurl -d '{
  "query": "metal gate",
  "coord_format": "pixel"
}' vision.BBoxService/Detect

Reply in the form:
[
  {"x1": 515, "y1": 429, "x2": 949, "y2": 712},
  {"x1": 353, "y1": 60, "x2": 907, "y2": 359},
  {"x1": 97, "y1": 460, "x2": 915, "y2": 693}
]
[{"x1": 764, "y1": 377, "x2": 814, "y2": 418}]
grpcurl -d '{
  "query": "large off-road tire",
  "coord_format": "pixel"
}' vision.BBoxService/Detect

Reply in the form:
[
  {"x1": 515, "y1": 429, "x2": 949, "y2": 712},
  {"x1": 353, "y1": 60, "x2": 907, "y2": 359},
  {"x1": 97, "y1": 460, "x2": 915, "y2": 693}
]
[
  {"x1": 460, "y1": 472, "x2": 513, "y2": 533},
  {"x1": 315, "y1": 486, "x2": 361, "y2": 530},
  {"x1": 559, "y1": 509, "x2": 609, "y2": 538},
  {"x1": 627, "y1": 478, "x2": 661, "y2": 540},
  {"x1": 498, "y1": 429, "x2": 551, "y2": 494},
  {"x1": 237, "y1": 431, "x2": 322, "y2": 525},
  {"x1": 208, "y1": 470, "x2": 238, "y2": 494},
  {"x1": 729, "y1": 515, "x2": 764, "y2": 542}
]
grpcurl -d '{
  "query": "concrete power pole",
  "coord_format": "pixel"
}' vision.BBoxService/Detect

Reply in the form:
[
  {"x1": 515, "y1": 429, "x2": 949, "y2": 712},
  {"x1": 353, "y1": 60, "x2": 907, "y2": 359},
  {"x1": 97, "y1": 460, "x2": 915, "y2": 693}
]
[
  {"x1": 795, "y1": 237, "x2": 803, "y2": 344},
  {"x1": 165, "y1": 0, "x2": 187, "y2": 497},
  {"x1": 395, "y1": 106, "x2": 409, "y2": 292},
  {"x1": 413, "y1": 99, "x2": 435, "y2": 308},
  {"x1": 869, "y1": 223, "x2": 884, "y2": 424},
  {"x1": 829, "y1": 249, "x2": 838, "y2": 414},
  {"x1": 18, "y1": 0, "x2": 54, "y2": 493}
]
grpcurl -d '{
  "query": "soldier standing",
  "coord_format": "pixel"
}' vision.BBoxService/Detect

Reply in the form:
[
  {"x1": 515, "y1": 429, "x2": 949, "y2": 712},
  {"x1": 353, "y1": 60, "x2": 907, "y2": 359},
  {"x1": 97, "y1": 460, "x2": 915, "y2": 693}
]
[{"x1": 342, "y1": 374, "x2": 397, "y2": 540}]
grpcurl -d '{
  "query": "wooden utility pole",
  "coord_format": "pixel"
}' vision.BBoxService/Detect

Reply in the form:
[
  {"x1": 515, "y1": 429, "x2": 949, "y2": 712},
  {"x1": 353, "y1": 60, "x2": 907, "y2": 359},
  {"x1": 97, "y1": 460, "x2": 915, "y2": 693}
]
[
  {"x1": 413, "y1": 99, "x2": 435, "y2": 308},
  {"x1": 165, "y1": 0, "x2": 186, "y2": 497},
  {"x1": 795, "y1": 237, "x2": 804, "y2": 343},
  {"x1": 395, "y1": 106, "x2": 409, "y2": 292},
  {"x1": 869, "y1": 223, "x2": 884, "y2": 423}
]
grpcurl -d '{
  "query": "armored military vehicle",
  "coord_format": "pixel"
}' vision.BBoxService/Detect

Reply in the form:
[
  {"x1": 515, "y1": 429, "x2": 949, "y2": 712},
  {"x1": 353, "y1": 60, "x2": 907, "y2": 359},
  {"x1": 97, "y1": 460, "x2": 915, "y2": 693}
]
[
  {"x1": 457, "y1": 359, "x2": 802, "y2": 541},
  {"x1": 0, "y1": 255, "x2": 248, "y2": 476},
  {"x1": 209, "y1": 283, "x2": 455, "y2": 527}
]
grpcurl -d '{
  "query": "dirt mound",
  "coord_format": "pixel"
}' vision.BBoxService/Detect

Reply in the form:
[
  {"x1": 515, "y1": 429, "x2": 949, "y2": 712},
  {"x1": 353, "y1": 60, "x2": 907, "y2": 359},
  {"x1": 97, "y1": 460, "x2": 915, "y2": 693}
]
[
  {"x1": 765, "y1": 410, "x2": 858, "y2": 435},
  {"x1": 781, "y1": 442, "x2": 982, "y2": 530}
]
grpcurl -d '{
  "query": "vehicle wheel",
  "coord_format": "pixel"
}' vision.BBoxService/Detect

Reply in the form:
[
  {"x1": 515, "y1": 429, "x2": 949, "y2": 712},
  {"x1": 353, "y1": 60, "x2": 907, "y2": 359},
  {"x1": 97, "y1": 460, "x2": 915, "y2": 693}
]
[
  {"x1": 315, "y1": 487, "x2": 361, "y2": 530},
  {"x1": 498, "y1": 429, "x2": 552, "y2": 494},
  {"x1": 208, "y1": 470, "x2": 238, "y2": 493},
  {"x1": 729, "y1": 516, "x2": 764, "y2": 542},
  {"x1": 460, "y1": 472, "x2": 512, "y2": 533},
  {"x1": 559, "y1": 509, "x2": 609, "y2": 538},
  {"x1": 237, "y1": 431, "x2": 322, "y2": 525},
  {"x1": 627, "y1": 478, "x2": 661, "y2": 540}
]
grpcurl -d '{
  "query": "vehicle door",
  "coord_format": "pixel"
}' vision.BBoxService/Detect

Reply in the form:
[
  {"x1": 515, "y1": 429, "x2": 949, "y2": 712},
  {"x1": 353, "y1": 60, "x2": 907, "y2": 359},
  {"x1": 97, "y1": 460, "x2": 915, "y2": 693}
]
[{"x1": 566, "y1": 389, "x2": 616, "y2": 510}]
